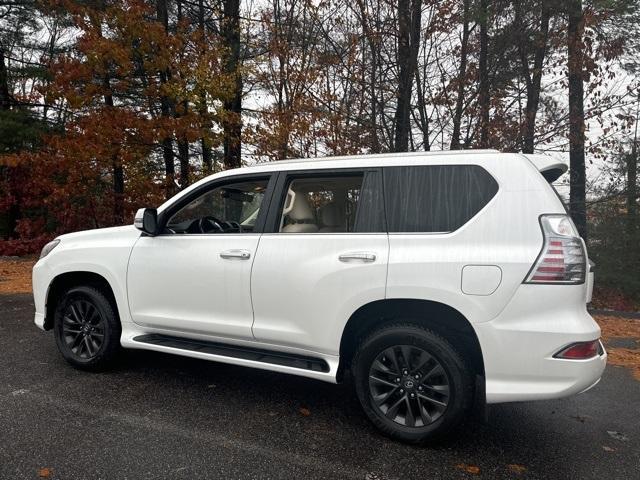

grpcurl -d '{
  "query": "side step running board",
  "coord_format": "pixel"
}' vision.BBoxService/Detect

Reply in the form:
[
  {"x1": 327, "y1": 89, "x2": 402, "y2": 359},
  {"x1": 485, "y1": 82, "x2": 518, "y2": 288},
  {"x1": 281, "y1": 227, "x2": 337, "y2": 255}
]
[{"x1": 132, "y1": 334, "x2": 330, "y2": 373}]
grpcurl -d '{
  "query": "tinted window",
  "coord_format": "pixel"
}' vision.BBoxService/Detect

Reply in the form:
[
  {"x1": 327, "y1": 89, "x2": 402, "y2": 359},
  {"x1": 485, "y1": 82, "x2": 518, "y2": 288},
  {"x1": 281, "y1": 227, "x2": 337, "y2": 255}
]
[
  {"x1": 166, "y1": 179, "x2": 269, "y2": 234},
  {"x1": 383, "y1": 165, "x2": 498, "y2": 232}
]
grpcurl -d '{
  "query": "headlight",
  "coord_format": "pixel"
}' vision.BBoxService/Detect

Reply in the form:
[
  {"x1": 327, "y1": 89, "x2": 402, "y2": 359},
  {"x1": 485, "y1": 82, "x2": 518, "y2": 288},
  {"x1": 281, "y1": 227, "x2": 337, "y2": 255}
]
[{"x1": 40, "y1": 239, "x2": 60, "y2": 259}]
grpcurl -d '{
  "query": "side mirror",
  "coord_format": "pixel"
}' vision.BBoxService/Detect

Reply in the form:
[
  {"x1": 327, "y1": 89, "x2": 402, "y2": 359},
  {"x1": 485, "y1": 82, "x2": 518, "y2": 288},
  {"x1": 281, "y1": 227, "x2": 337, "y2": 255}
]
[{"x1": 134, "y1": 208, "x2": 158, "y2": 235}]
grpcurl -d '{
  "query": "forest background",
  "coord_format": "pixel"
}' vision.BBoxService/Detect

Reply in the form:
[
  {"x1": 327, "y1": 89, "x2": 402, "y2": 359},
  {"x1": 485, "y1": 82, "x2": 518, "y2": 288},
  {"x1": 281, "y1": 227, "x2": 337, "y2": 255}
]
[{"x1": 1, "y1": 0, "x2": 639, "y2": 308}]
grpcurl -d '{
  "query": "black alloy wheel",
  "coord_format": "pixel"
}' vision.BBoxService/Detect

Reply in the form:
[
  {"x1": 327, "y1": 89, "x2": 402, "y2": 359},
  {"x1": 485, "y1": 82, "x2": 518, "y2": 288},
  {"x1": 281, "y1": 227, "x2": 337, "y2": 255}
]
[
  {"x1": 60, "y1": 298, "x2": 106, "y2": 360},
  {"x1": 353, "y1": 323, "x2": 473, "y2": 443},
  {"x1": 368, "y1": 345, "x2": 450, "y2": 427},
  {"x1": 54, "y1": 286, "x2": 121, "y2": 371}
]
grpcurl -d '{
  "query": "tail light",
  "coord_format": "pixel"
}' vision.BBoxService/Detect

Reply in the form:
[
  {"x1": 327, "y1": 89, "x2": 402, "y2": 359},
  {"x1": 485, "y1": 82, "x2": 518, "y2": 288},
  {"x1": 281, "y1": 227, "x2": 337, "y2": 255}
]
[
  {"x1": 554, "y1": 340, "x2": 601, "y2": 359},
  {"x1": 524, "y1": 214, "x2": 586, "y2": 284}
]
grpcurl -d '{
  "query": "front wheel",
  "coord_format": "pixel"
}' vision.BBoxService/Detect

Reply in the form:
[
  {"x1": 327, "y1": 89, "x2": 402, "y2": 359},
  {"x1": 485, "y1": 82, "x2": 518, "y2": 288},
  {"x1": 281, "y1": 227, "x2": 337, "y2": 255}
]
[
  {"x1": 53, "y1": 286, "x2": 121, "y2": 371},
  {"x1": 352, "y1": 323, "x2": 473, "y2": 443}
]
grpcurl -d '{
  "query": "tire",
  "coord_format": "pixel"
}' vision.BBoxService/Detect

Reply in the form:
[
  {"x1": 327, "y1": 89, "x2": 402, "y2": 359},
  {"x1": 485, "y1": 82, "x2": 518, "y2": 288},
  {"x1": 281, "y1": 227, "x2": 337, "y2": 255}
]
[
  {"x1": 53, "y1": 286, "x2": 121, "y2": 371},
  {"x1": 352, "y1": 323, "x2": 473, "y2": 443}
]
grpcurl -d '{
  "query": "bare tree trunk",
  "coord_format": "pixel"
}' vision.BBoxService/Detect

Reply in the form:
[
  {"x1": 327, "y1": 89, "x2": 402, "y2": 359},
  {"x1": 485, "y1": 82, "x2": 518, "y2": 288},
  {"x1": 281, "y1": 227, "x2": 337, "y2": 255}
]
[
  {"x1": 414, "y1": 68, "x2": 430, "y2": 150},
  {"x1": 629, "y1": 147, "x2": 638, "y2": 226},
  {"x1": 91, "y1": 15, "x2": 125, "y2": 225},
  {"x1": 0, "y1": 49, "x2": 10, "y2": 111},
  {"x1": 478, "y1": 0, "x2": 490, "y2": 148},
  {"x1": 0, "y1": 47, "x2": 19, "y2": 238},
  {"x1": 223, "y1": 0, "x2": 242, "y2": 169},
  {"x1": 355, "y1": 0, "x2": 381, "y2": 153},
  {"x1": 102, "y1": 76, "x2": 124, "y2": 225},
  {"x1": 567, "y1": 0, "x2": 587, "y2": 240},
  {"x1": 198, "y1": 0, "x2": 213, "y2": 173},
  {"x1": 393, "y1": 0, "x2": 422, "y2": 152},
  {"x1": 628, "y1": 96, "x2": 639, "y2": 238},
  {"x1": 157, "y1": 0, "x2": 176, "y2": 198},
  {"x1": 178, "y1": 134, "x2": 190, "y2": 188},
  {"x1": 450, "y1": 0, "x2": 469, "y2": 150},
  {"x1": 518, "y1": 0, "x2": 550, "y2": 154},
  {"x1": 176, "y1": 1, "x2": 190, "y2": 188}
]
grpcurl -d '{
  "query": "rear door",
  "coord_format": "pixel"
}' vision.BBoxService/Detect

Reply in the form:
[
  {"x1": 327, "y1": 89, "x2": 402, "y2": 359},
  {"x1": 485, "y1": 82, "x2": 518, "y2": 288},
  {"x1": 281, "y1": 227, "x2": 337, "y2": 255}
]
[{"x1": 250, "y1": 168, "x2": 388, "y2": 355}]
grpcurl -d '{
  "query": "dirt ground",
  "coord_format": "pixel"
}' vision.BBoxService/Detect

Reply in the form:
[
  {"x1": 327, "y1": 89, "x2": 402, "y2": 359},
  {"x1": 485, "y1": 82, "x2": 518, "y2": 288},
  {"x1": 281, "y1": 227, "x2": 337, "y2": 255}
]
[
  {"x1": 598, "y1": 316, "x2": 640, "y2": 380},
  {"x1": 1, "y1": 257, "x2": 638, "y2": 381},
  {"x1": 0, "y1": 257, "x2": 34, "y2": 294}
]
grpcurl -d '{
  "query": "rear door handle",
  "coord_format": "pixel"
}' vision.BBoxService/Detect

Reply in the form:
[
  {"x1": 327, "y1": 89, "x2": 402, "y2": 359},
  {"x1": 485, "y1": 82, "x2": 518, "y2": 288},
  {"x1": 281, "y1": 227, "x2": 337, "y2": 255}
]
[
  {"x1": 338, "y1": 252, "x2": 376, "y2": 263},
  {"x1": 220, "y1": 249, "x2": 251, "y2": 260}
]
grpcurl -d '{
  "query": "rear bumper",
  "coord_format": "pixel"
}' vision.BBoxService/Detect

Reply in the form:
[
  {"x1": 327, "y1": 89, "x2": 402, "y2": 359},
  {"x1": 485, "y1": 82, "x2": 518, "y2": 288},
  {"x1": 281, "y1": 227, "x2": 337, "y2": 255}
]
[{"x1": 476, "y1": 284, "x2": 606, "y2": 404}]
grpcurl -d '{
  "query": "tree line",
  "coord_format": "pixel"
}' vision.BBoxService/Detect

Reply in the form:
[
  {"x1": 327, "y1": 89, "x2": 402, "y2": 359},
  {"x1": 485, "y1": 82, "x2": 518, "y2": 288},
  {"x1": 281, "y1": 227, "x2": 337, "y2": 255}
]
[{"x1": 0, "y1": 0, "x2": 639, "y2": 299}]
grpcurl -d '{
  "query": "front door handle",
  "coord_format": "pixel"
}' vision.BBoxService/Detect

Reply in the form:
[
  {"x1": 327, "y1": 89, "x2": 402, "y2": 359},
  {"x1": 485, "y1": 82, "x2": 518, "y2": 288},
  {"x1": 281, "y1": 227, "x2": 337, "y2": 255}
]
[
  {"x1": 338, "y1": 252, "x2": 376, "y2": 263},
  {"x1": 220, "y1": 249, "x2": 251, "y2": 260}
]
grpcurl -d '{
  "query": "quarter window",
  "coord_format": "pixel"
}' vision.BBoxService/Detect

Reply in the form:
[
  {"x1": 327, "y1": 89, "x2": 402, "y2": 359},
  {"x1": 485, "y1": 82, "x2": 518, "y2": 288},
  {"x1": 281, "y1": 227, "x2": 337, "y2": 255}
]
[{"x1": 383, "y1": 165, "x2": 498, "y2": 233}]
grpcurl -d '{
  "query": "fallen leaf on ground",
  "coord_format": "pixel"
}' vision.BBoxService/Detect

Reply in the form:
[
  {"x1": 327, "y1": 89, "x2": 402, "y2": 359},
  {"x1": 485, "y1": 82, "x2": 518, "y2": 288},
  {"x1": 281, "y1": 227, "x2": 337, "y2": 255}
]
[
  {"x1": 37, "y1": 467, "x2": 53, "y2": 478},
  {"x1": 607, "y1": 431, "x2": 629, "y2": 442},
  {"x1": 605, "y1": 348, "x2": 640, "y2": 380},
  {"x1": 506, "y1": 464, "x2": 527, "y2": 474},
  {"x1": 570, "y1": 414, "x2": 589, "y2": 423},
  {"x1": 602, "y1": 446, "x2": 615, "y2": 452},
  {"x1": 596, "y1": 315, "x2": 640, "y2": 340},
  {"x1": 299, "y1": 407, "x2": 311, "y2": 416},
  {"x1": 594, "y1": 315, "x2": 640, "y2": 381},
  {"x1": 455, "y1": 463, "x2": 480, "y2": 474}
]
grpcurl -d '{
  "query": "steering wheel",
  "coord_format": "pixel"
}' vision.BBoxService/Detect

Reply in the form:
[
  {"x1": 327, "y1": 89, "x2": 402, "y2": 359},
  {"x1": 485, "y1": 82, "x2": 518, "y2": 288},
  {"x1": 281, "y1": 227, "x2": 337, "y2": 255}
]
[
  {"x1": 227, "y1": 221, "x2": 242, "y2": 233},
  {"x1": 198, "y1": 216, "x2": 225, "y2": 233}
]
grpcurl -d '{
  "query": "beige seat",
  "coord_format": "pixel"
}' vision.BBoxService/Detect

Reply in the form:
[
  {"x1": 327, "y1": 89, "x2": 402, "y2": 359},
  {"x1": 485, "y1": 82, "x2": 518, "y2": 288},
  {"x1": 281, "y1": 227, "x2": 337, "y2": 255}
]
[
  {"x1": 282, "y1": 191, "x2": 318, "y2": 233},
  {"x1": 318, "y1": 203, "x2": 344, "y2": 232}
]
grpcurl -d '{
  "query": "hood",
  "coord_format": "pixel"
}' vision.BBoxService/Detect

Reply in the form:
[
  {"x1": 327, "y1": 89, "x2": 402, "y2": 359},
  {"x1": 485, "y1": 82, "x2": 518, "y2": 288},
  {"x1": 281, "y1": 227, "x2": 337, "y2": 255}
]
[{"x1": 57, "y1": 225, "x2": 141, "y2": 243}]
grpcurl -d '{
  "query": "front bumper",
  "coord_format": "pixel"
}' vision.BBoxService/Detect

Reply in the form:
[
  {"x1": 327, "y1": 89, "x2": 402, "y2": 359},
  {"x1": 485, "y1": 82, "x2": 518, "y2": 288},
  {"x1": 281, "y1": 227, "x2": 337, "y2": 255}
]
[
  {"x1": 32, "y1": 258, "x2": 53, "y2": 331},
  {"x1": 476, "y1": 284, "x2": 606, "y2": 404}
]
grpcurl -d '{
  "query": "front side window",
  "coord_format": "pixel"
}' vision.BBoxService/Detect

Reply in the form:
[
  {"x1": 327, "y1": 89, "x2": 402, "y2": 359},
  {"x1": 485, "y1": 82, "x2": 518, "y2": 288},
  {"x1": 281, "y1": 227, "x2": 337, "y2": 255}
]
[
  {"x1": 166, "y1": 178, "x2": 269, "y2": 234},
  {"x1": 278, "y1": 175, "x2": 364, "y2": 233},
  {"x1": 384, "y1": 165, "x2": 498, "y2": 233}
]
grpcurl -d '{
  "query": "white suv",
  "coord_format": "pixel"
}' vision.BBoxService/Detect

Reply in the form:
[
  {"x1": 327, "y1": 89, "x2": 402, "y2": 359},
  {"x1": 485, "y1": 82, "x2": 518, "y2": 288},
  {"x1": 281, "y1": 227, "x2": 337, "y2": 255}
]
[{"x1": 32, "y1": 149, "x2": 606, "y2": 443}]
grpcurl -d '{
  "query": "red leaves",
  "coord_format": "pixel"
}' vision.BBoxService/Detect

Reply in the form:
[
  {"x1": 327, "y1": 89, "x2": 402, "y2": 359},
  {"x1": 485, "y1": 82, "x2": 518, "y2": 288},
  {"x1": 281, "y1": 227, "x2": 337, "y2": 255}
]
[
  {"x1": 37, "y1": 467, "x2": 53, "y2": 478},
  {"x1": 0, "y1": 0, "x2": 235, "y2": 248},
  {"x1": 455, "y1": 463, "x2": 480, "y2": 475}
]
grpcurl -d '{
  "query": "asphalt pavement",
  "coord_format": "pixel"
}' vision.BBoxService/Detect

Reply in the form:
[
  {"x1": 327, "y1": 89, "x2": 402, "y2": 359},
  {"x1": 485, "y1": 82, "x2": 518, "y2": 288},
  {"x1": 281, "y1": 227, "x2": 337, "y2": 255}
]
[{"x1": 1, "y1": 293, "x2": 638, "y2": 479}]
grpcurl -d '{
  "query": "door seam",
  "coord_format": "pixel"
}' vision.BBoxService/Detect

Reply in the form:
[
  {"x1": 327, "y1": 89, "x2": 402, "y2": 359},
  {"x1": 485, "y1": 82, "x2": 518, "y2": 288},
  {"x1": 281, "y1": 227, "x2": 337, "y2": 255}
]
[{"x1": 249, "y1": 233, "x2": 262, "y2": 340}]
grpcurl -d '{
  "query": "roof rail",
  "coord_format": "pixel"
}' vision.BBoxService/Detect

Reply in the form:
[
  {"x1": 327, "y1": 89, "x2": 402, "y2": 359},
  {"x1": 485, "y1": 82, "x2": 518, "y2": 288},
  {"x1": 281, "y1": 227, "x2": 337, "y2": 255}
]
[{"x1": 267, "y1": 149, "x2": 501, "y2": 165}]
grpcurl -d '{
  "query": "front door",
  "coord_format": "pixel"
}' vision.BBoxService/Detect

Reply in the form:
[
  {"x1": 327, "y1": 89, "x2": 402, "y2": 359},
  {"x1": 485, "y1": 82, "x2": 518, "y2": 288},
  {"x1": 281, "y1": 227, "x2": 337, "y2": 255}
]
[
  {"x1": 127, "y1": 175, "x2": 273, "y2": 339},
  {"x1": 250, "y1": 169, "x2": 389, "y2": 355}
]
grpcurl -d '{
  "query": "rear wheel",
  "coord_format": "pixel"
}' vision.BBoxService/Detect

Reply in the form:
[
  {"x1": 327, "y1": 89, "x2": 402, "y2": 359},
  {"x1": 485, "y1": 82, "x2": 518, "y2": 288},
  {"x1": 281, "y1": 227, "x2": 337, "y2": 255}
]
[
  {"x1": 352, "y1": 323, "x2": 473, "y2": 443},
  {"x1": 53, "y1": 286, "x2": 121, "y2": 371}
]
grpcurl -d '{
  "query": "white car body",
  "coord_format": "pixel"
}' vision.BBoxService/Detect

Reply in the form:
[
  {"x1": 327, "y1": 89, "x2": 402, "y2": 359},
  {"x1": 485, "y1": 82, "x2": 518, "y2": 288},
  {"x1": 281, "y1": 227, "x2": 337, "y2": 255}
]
[{"x1": 33, "y1": 150, "x2": 605, "y2": 405}]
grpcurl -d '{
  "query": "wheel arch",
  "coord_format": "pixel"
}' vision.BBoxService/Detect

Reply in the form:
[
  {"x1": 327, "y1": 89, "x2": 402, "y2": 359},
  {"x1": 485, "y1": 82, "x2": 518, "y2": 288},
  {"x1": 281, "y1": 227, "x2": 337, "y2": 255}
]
[
  {"x1": 44, "y1": 271, "x2": 118, "y2": 330},
  {"x1": 339, "y1": 299, "x2": 485, "y2": 381}
]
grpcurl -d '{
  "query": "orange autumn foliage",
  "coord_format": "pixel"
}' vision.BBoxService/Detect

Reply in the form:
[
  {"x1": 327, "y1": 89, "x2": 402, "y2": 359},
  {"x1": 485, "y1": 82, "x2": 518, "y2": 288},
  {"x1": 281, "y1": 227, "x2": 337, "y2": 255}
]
[{"x1": 0, "y1": 0, "x2": 233, "y2": 247}]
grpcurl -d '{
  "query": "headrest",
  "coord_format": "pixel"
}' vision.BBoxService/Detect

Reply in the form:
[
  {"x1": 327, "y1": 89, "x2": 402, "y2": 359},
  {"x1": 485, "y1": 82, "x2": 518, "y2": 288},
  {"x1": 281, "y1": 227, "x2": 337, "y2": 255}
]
[{"x1": 287, "y1": 191, "x2": 315, "y2": 221}]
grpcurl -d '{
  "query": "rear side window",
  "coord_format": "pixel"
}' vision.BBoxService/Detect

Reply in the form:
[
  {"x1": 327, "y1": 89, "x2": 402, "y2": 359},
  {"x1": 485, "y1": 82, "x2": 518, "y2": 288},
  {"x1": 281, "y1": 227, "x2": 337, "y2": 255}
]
[
  {"x1": 272, "y1": 170, "x2": 385, "y2": 233},
  {"x1": 383, "y1": 165, "x2": 498, "y2": 233},
  {"x1": 279, "y1": 175, "x2": 363, "y2": 233}
]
